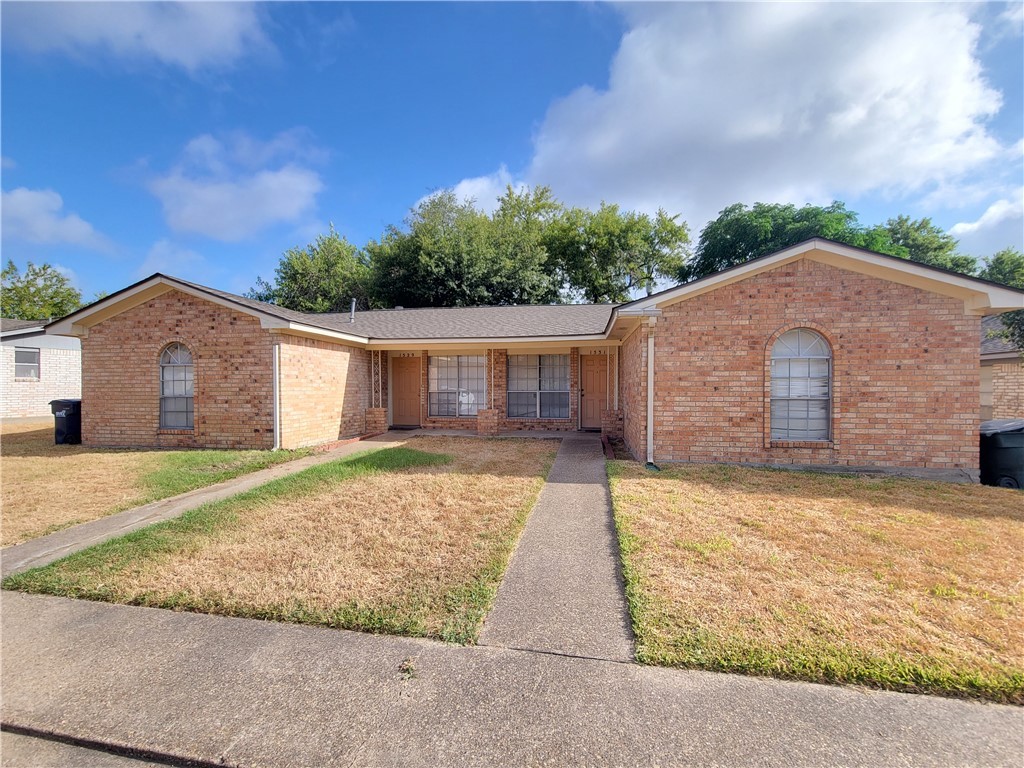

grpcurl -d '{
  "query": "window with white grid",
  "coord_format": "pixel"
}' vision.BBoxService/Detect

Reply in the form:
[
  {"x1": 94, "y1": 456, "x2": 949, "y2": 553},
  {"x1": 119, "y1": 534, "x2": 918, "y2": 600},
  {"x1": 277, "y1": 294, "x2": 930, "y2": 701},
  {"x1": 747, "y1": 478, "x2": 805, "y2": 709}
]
[
  {"x1": 507, "y1": 354, "x2": 570, "y2": 419},
  {"x1": 160, "y1": 343, "x2": 194, "y2": 429},
  {"x1": 428, "y1": 355, "x2": 486, "y2": 417},
  {"x1": 770, "y1": 329, "x2": 831, "y2": 441},
  {"x1": 14, "y1": 347, "x2": 40, "y2": 380}
]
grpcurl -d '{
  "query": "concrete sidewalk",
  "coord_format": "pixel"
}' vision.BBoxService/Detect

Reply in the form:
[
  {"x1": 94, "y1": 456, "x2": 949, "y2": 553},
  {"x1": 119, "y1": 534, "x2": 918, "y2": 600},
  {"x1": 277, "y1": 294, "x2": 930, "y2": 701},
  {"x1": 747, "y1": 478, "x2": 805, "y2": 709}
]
[
  {"x1": 1, "y1": 434, "x2": 405, "y2": 578},
  {"x1": 3, "y1": 592, "x2": 1021, "y2": 767},
  {"x1": 479, "y1": 432, "x2": 633, "y2": 661}
]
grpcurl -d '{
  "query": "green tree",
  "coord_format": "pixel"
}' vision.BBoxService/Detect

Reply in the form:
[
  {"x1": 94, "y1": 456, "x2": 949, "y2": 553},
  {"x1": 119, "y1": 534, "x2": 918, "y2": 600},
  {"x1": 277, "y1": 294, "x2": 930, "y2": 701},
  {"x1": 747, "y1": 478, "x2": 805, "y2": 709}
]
[
  {"x1": 546, "y1": 204, "x2": 689, "y2": 302},
  {"x1": 684, "y1": 202, "x2": 984, "y2": 282},
  {"x1": 0, "y1": 260, "x2": 82, "y2": 320},
  {"x1": 248, "y1": 225, "x2": 372, "y2": 312},
  {"x1": 367, "y1": 189, "x2": 562, "y2": 308},
  {"x1": 684, "y1": 201, "x2": 880, "y2": 281},
  {"x1": 978, "y1": 247, "x2": 1024, "y2": 354},
  {"x1": 882, "y1": 215, "x2": 976, "y2": 274}
]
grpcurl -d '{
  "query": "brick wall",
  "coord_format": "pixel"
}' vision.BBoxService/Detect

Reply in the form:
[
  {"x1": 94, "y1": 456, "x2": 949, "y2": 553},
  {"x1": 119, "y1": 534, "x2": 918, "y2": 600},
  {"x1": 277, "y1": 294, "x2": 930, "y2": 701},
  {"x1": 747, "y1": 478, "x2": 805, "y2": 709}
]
[
  {"x1": 620, "y1": 324, "x2": 648, "y2": 460},
  {"x1": 1, "y1": 346, "x2": 81, "y2": 418},
  {"x1": 992, "y1": 360, "x2": 1023, "y2": 418},
  {"x1": 641, "y1": 258, "x2": 979, "y2": 470},
  {"x1": 81, "y1": 289, "x2": 275, "y2": 448},
  {"x1": 278, "y1": 335, "x2": 370, "y2": 449}
]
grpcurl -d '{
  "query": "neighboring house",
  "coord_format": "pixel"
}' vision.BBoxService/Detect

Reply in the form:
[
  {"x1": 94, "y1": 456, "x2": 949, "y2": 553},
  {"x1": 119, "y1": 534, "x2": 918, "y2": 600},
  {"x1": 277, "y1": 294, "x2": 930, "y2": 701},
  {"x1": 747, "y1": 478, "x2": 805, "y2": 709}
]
[
  {"x1": 1, "y1": 318, "x2": 82, "y2": 419},
  {"x1": 48, "y1": 239, "x2": 1024, "y2": 474},
  {"x1": 980, "y1": 314, "x2": 1023, "y2": 419}
]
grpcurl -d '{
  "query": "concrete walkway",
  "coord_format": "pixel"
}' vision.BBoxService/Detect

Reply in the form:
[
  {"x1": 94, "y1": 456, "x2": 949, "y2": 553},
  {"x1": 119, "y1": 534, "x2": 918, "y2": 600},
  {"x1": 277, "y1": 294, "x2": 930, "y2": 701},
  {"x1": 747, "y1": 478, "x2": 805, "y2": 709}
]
[
  {"x1": 3, "y1": 592, "x2": 1021, "y2": 767},
  {"x1": 479, "y1": 432, "x2": 633, "y2": 662},
  {"x1": 1, "y1": 434, "x2": 405, "y2": 578}
]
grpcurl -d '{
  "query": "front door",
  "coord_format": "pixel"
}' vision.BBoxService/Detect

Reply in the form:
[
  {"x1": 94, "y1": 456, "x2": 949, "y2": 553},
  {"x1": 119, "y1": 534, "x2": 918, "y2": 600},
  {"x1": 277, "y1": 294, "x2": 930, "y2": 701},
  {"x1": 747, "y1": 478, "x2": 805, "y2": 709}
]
[
  {"x1": 580, "y1": 354, "x2": 607, "y2": 430},
  {"x1": 391, "y1": 356, "x2": 421, "y2": 427}
]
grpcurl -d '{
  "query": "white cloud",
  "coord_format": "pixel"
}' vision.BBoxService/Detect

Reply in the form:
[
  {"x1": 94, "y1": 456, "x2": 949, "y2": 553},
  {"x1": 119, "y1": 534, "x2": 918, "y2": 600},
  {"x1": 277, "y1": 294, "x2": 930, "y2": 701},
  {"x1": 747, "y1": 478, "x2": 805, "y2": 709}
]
[
  {"x1": 1, "y1": 187, "x2": 113, "y2": 251},
  {"x1": 3, "y1": 2, "x2": 271, "y2": 74},
  {"x1": 417, "y1": 165, "x2": 525, "y2": 214},
  {"x1": 950, "y1": 190, "x2": 1024, "y2": 256},
  {"x1": 148, "y1": 131, "x2": 325, "y2": 242},
  {"x1": 136, "y1": 240, "x2": 217, "y2": 282},
  {"x1": 450, "y1": 4, "x2": 1015, "y2": 238}
]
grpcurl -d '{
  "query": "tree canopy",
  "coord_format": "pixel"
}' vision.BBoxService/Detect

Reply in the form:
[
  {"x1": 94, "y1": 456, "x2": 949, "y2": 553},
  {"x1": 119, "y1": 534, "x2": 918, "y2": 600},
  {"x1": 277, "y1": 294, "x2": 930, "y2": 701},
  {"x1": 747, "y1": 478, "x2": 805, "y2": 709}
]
[
  {"x1": 978, "y1": 248, "x2": 1024, "y2": 354},
  {"x1": 366, "y1": 188, "x2": 562, "y2": 309},
  {"x1": 253, "y1": 186, "x2": 689, "y2": 309},
  {"x1": 248, "y1": 225, "x2": 371, "y2": 312},
  {"x1": 546, "y1": 204, "x2": 689, "y2": 303},
  {"x1": 0, "y1": 260, "x2": 82, "y2": 320},
  {"x1": 683, "y1": 202, "x2": 983, "y2": 282}
]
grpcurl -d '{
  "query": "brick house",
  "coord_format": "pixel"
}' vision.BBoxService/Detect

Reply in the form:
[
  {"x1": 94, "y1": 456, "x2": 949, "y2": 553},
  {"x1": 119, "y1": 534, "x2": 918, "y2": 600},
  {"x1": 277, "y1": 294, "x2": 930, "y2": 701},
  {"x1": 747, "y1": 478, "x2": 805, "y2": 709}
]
[
  {"x1": 1, "y1": 319, "x2": 82, "y2": 418},
  {"x1": 980, "y1": 315, "x2": 1023, "y2": 420},
  {"x1": 48, "y1": 239, "x2": 1023, "y2": 473}
]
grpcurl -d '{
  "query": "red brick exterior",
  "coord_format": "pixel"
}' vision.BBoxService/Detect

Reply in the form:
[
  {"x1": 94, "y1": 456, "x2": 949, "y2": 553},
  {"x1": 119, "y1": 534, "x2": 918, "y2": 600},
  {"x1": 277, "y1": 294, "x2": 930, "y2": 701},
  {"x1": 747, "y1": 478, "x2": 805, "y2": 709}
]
[
  {"x1": 992, "y1": 360, "x2": 1024, "y2": 417},
  {"x1": 78, "y1": 259, "x2": 987, "y2": 470},
  {"x1": 620, "y1": 324, "x2": 648, "y2": 460},
  {"x1": 365, "y1": 407, "x2": 388, "y2": 434},
  {"x1": 278, "y1": 335, "x2": 370, "y2": 449},
  {"x1": 81, "y1": 289, "x2": 275, "y2": 449},
  {"x1": 635, "y1": 259, "x2": 980, "y2": 470}
]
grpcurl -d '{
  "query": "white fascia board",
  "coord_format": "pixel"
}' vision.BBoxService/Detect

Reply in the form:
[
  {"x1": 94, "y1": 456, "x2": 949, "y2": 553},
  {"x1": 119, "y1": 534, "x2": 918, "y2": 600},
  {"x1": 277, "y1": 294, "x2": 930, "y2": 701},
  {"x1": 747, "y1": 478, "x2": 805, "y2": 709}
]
[
  {"x1": 616, "y1": 308, "x2": 662, "y2": 317},
  {"x1": 1, "y1": 327, "x2": 45, "y2": 339},
  {"x1": 276, "y1": 321, "x2": 369, "y2": 345}
]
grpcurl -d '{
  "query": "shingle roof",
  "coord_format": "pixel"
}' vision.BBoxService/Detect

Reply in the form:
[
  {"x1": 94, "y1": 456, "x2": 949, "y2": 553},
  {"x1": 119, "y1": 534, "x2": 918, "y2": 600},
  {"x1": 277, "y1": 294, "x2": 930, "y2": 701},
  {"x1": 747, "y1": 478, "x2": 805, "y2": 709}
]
[
  {"x1": 171, "y1": 277, "x2": 616, "y2": 340},
  {"x1": 0, "y1": 318, "x2": 45, "y2": 333},
  {"x1": 981, "y1": 315, "x2": 1020, "y2": 356},
  {"x1": 328, "y1": 304, "x2": 614, "y2": 339}
]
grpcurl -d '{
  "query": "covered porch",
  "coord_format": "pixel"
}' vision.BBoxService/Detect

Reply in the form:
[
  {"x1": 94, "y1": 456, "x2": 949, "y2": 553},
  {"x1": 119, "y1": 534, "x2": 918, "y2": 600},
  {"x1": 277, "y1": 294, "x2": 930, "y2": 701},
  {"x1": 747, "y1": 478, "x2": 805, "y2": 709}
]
[{"x1": 363, "y1": 344, "x2": 623, "y2": 438}]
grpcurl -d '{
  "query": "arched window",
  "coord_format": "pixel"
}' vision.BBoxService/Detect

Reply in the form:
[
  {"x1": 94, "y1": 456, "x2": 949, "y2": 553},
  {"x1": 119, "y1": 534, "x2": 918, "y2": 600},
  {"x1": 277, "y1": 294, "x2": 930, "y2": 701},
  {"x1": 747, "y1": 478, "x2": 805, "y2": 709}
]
[
  {"x1": 770, "y1": 329, "x2": 831, "y2": 441},
  {"x1": 160, "y1": 343, "x2": 194, "y2": 429}
]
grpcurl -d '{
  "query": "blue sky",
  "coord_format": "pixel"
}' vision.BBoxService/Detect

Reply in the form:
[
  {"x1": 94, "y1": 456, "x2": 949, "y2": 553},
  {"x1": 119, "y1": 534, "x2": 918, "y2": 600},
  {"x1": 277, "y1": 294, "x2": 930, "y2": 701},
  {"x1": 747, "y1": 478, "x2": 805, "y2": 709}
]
[{"x1": 2, "y1": 2, "x2": 1022, "y2": 302}]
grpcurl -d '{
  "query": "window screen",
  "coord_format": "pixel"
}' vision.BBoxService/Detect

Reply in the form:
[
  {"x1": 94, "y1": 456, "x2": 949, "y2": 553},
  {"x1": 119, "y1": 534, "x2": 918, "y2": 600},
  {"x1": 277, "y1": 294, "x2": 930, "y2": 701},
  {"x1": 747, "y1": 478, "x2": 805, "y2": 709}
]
[
  {"x1": 160, "y1": 343, "x2": 194, "y2": 429},
  {"x1": 507, "y1": 354, "x2": 570, "y2": 419},
  {"x1": 428, "y1": 355, "x2": 486, "y2": 417},
  {"x1": 14, "y1": 348, "x2": 39, "y2": 380},
  {"x1": 770, "y1": 329, "x2": 831, "y2": 440}
]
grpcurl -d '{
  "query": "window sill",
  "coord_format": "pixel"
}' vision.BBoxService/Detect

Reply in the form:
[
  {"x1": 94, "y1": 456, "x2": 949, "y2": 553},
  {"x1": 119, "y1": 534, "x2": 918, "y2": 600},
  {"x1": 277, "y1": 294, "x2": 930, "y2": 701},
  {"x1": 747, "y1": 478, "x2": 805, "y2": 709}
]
[
  {"x1": 426, "y1": 415, "x2": 478, "y2": 420},
  {"x1": 158, "y1": 428, "x2": 194, "y2": 435},
  {"x1": 770, "y1": 440, "x2": 834, "y2": 449},
  {"x1": 507, "y1": 417, "x2": 572, "y2": 422},
  {"x1": 14, "y1": 378, "x2": 40, "y2": 382}
]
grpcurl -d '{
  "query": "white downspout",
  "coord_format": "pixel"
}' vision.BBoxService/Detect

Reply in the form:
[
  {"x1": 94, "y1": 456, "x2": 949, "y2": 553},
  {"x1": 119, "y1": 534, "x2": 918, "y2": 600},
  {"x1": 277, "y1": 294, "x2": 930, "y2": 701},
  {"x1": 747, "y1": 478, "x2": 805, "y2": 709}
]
[
  {"x1": 646, "y1": 318, "x2": 656, "y2": 466},
  {"x1": 272, "y1": 342, "x2": 282, "y2": 450}
]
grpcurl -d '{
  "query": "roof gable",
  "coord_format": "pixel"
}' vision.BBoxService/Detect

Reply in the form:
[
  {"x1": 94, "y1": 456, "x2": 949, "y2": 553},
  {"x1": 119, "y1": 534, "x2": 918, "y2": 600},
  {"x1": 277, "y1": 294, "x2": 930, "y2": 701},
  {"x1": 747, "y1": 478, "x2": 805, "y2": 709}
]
[{"x1": 619, "y1": 238, "x2": 1024, "y2": 317}]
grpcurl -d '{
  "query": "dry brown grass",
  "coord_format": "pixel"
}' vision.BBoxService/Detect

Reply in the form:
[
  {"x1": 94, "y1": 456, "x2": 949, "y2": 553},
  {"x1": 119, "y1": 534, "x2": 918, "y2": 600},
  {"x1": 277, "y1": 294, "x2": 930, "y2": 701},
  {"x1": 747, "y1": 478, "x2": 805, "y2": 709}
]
[
  {"x1": 1, "y1": 422, "x2": 161, "y2": 545},
  {"x1": 610, "y1": 461, "x2": 1024, "y2": 701},
  {"x1": 6, "y1": 437, "x2": 557, "y2": 642},
  {"x1": 1, "y1": 421, "x2": 302, "y2": 546}
]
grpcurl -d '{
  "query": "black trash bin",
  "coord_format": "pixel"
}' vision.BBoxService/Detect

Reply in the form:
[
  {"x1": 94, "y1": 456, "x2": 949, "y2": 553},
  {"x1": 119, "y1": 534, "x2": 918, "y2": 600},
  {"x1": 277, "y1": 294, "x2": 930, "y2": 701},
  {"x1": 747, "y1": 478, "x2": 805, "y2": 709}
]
[
  {"x1": 979, "y1": 419, "x2": 1024, "y2": 489},
  {"x1": 50, "y1": 398, "x2": 82, "y2": 445}
]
